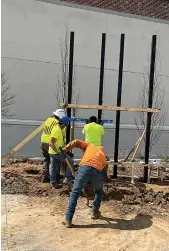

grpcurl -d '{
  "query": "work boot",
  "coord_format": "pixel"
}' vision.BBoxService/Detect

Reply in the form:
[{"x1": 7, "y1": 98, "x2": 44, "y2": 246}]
[
  {"x1": 41, "y1": 170, "x2": 50, "y2": 183},
  {"x1": 52, "y1": 184, "x2": 62, "y2": 189},
  {"x1": 62, "y1": 220, "x2": 72, "y2": 228},
  {"x1": 91, "y1": 210, "x2": 101, "y2": 219}
]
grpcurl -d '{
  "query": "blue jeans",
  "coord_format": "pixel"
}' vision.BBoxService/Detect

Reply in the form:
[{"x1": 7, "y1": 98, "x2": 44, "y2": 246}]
[
  {"x1": 50, "y1": 154, "x2": 74, "y2": 186},
  {"x1": 66, "y1": 165, "x2": 103, "y2": 221}
]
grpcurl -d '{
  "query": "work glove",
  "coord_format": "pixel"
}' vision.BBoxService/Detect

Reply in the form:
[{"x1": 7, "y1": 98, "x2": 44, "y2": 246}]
[
  {"x1": 66, "y1": 151, "x2": 74, "y2": 158},
  {"x1": 59, "y1": 147, "x2": 74, "y2": 160},
  {"x1": 40, "y1": 143, "x2": 49, "y2": 152}
]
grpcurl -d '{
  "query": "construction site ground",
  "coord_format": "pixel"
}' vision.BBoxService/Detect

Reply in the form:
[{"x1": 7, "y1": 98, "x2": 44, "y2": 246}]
[{"x1": 1, "y1": 160, "x2": 169, "y2": 251}]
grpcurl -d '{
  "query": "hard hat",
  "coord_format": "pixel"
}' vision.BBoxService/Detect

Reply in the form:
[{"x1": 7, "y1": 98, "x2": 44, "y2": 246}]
[
  {"x1": 53, "y1": 109, "x2": 65, "y2": 118},
  {"x1": 60, "y1": 115, "x2": 70, "y2": 125}
]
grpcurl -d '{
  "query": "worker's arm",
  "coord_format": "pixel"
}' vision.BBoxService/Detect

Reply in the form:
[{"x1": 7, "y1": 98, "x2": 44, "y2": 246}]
[
  {"x1": 49, "y1": 137, "x2": 59, "y2": 153},
  {"x1": 63, "y1": 139, "x2": 89, "y2": 152}
]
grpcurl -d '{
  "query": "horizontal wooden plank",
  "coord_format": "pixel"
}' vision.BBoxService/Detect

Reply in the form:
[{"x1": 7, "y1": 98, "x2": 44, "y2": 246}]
[
  {"x1": 74, "y1": 159, "x2": 168, "y2": 168},
  {"x1": 60, "y1": 103, "x2": 160, "y2": 113},
  {"x1": 121, "y1": 162, "x2": 168, "y2": 168}
]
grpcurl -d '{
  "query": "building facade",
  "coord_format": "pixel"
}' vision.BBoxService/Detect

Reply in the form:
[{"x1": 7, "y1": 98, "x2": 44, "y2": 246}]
[{"x1": 1, "y1": 0, "x2": 169, "y2": 157}]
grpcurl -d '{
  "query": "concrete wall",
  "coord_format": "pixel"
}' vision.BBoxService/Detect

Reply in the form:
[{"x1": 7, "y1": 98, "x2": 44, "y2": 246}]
[{"x1": 1, "y1": 0, "x2": 169, "y2": 157}]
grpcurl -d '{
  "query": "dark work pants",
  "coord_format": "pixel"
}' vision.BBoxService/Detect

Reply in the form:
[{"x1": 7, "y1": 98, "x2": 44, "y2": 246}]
[{"x1": 41, "y1": 143, "x2": 50, "y2": 180}]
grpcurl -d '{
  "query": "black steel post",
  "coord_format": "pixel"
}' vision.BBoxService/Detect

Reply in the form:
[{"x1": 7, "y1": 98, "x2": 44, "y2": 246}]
[
  {"x1": 98, "y1": 33, "x2": 106, "y2": 124},
  {"x1": 66, "y1": 31, "x2": 74, "y2": 144},
  {"x1": 113, "y1": 34, "x2": 125, "y2": 178},
  {"x1": 144, "y1": 35, "x2": 157, "y2": 183}
]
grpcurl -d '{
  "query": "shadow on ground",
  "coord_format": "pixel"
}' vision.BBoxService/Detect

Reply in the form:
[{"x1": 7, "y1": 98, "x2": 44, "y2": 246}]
[{"x1": 73, "y1": 214, "x2": 153, "y2": 230}]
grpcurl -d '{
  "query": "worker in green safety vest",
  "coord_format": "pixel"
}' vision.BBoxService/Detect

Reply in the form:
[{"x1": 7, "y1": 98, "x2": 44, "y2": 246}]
[
  {"x1": 82, "y1": 116, "x2": 108, "y2": 181},
  {"x1": 40, "y1": 109, "x2": 66, "y2": 182},
  {"x1": 82, "y1": 116, "x2": 104, "y2": 146}
]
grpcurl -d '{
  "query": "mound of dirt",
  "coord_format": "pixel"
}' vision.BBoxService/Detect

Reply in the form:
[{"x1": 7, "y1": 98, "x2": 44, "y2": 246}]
[{"x1": 1, "y1": 162, "x2": 169, "y2": 217}]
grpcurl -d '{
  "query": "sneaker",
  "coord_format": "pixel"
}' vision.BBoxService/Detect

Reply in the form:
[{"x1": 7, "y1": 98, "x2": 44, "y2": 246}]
[
  {"x1": 91, "y1": 211, "x2": 101, "y2": 219},
  {"x1": 63, "y1": 178, "x2": 68, "y2": 184},
  {"x1": 63, "y1": 178, "x2": 72, "y2": 186},
  {"x1": 62, "y1": 220, "x2": 72, "y2": 228}
]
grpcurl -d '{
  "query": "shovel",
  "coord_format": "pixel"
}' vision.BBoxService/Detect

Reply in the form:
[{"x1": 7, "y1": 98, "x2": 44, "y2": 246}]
[{"x1": 59, "y1": 147, "x2": 76, "y2": 177}]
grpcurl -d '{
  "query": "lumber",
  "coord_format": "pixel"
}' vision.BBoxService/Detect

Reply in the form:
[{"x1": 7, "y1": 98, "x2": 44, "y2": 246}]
[
  {"x1": 124, "y1": 128, "x2": 146, "y2": 162},
  {"x1": 2, "y1": 123, "x2": 44, "y2": 164},
  {"x1": 60, "y1": 103, "x2": 160, "y2": 113},
  {"x1": 130, "y1": 128, "x2": 146, "y2": 162},
  {"x1": 124, "y1": 137, "x2": 141, "y2": 162}
]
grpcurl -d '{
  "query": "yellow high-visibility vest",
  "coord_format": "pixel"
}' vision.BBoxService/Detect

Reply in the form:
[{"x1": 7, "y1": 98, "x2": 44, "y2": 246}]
[
  {"x1": 41, "y1": 117, "x2": 59, "y2": 144},
  {"x1": 48, "y1": 124, "x2": 64, "y2": 155},
  {"x1": 82, "y1": 122, "x2": 104, "y2": 146}
]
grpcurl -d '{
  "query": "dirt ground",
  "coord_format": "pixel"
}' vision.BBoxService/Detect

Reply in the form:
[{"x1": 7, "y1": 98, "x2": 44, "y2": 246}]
[
  {"x1": 1, "y1": 161, "x2": 169, "y2": 251},
  {"x1": 1, "y1": 194, "x2": 169, "y2": 251}
]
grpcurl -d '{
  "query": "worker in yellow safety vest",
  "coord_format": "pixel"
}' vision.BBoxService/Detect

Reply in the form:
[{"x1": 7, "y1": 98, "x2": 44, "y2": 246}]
[
  {"x1": 40, "y1": 109, "x2": 65, "y2": 182},
  {"x1": 82, "y1": 116, "x2": 104, "y2": 146},
  {"x1": 49, "y1": 115, "x2": 74, "y2": 189}
]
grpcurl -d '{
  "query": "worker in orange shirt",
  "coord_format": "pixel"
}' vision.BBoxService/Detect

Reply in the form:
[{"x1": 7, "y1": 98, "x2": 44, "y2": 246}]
[{"x1": 62, "y1": 139, "x2": 107, "y2": 228}]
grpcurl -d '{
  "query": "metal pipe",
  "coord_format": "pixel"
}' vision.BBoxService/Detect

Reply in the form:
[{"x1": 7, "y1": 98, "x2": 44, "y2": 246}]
[
  {"x1": 66, "y1": 31, "x2": 74, "y2": 144},
  {"x1": 113, "y1": 34, "x2": 125, "y2": 178},
  {"x1": 144, "y1": 35, "x2": 157, "y2": 183},
  {"x1": 98, "y1": 33, "x2": 106, "y2": 123}
]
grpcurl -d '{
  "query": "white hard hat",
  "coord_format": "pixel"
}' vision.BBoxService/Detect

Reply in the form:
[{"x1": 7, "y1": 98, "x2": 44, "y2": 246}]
[{"x1": 53, "y1": 109, "x2": 65, "y2": 118}]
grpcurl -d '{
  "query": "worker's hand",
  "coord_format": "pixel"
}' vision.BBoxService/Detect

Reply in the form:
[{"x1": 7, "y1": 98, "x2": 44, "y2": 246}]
[
  {"x1": 62, "y1": 147, "x2": 66, "y2": 152},
  {"x1": 59, "y1": 147, "x2": 66, "y2": 155}
]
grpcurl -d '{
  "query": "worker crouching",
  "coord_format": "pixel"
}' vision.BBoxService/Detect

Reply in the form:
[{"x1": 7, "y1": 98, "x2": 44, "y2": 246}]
[{"x1": 62, "y1": 139, "x2": 107, "y2": 228}]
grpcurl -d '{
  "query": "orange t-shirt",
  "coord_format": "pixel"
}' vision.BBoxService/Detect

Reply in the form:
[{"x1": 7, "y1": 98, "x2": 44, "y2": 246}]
[{"x1": 63, "y1": 139, "x2": 106, "y2": 171}]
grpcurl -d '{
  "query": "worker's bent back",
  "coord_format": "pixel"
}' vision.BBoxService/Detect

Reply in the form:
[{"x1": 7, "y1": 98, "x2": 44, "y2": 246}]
[
  {"x1": 82, "y1": 122, "x2": 104, "y2": 146},
  {"x1": 64, "y1": 140, "x2": 106, "y2": 171}
]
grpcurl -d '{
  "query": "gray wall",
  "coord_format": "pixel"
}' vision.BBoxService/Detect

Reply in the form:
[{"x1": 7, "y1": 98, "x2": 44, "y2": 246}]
[{"x1": 1, "y1": 0, "x2": 169, "y2": 157}]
